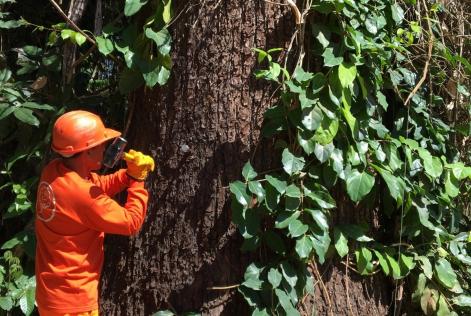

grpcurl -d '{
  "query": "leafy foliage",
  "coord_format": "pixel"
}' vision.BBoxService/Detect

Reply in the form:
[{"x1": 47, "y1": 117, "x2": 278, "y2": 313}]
[
  {"x1": 231, "y1": 0, "x2": 471, "y2": 315},
  {"x1": 0, "y1": 251, "x2": 35, "y2": 315},
  {"x1": 0, "y1": 0, "x2": 174, "y2": 314}
]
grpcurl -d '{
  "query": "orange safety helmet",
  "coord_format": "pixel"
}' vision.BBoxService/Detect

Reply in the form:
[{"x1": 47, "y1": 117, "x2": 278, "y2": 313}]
[{"x1": 52, "y1": 110, "x2": 121, "y2": 156}]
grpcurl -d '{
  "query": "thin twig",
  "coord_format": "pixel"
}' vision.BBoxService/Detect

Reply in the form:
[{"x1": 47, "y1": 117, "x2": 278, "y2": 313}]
[
  {"x1": 206, "y1": 284, "x2": 240, "y2": 290},
  {"x1": 123, "y1": 92, "x2": 137, "y2": 137},
  {"x1": 71, "y1": 44, "x2": 97, "y2": 68},
  {"x1": 345, "y1": 254, "x2": 355, "y2": 316},
  {"x1": 404, "y1": 1, "x2": 433, "y2": 106},
  {"x1": 285, "y1": 0, "x2": 302, "y2": 25},
  {"x1": 310, "y1": 260, "x2": 333, "y2": 316},
  {"x1": 47, "y1": 0, "x2": 96, "y2": 45}
]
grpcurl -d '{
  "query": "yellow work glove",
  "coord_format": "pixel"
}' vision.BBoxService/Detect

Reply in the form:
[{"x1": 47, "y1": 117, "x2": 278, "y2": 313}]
[{"x1": 123, "y1": 149, "x2": 155, "y2": 181}]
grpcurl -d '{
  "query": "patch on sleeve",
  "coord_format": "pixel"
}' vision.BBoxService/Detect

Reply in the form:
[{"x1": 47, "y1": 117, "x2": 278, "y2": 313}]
[{"x1": 37, "y1": 181, "x2": 56, "y2": 222}]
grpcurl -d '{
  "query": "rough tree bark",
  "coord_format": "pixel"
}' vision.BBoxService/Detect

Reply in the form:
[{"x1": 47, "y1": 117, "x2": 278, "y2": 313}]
[{"x1": 100, "y1": 1, "x2": 392, "y2": 315}]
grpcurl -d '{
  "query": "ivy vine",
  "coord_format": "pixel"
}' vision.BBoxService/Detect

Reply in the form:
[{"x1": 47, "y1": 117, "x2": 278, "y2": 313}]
[{"x1": 230, "y1": 1, "x2": 471, "y2": 315}]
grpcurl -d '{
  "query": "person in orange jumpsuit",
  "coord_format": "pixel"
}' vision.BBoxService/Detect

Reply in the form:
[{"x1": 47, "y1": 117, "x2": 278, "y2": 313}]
[{"x1": 35, "y1": 110, "x2": 155, "y2": 316}]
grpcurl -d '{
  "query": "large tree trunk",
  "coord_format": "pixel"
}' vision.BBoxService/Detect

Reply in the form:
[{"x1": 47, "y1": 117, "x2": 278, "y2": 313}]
[{"x1": 100, "y1": 1, "x2": 391, "y2": 315}]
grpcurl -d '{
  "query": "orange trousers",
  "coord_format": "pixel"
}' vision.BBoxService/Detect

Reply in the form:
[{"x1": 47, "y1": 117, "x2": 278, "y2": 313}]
[{"x1": 38, "y1": 308, "x2": 99, "y2": 316}]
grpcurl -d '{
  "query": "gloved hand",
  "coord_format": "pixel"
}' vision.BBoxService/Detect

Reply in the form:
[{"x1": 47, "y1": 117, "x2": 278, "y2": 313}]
[{"x1": 123, "y1": 149, "x2": 155, "y2": 181}]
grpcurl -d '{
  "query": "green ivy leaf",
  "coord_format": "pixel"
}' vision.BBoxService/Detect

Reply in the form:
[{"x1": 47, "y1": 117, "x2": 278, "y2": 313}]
[
  {"x1": 0, "y1": 19, "x2": 25, "y2": 29},
  {"x1": 275, "y1": 289, "x2": 300, "y2": 316},
  {"x1": 322, "y1": 47, "x2": 343, "y2": 67},
  {"x1": 418, "y1": 256, "x2": 433, "y2": 279},
  {"x1": 302, "y1": 106, "x2": 323, "y2": 131},
  {"x1": 268, "y1": 267, "x2": 282, "y2": 288},
  {"x1": 74, "y1": 32, "x2": 86, "y2": 46},
  {"x1": 0, "y1": 296, "x2": 13, "y2": 311},
  {"x1": 60, "y1": 29, "x2": 75, "y2": 40},
  {"x1": 285, "y1": 184, "x2": 301, "y2": 198},
  {"x1": 391, "y1": 3, "x2": 405, "y2": 24},
  {"x1": 314, "y1": 142, "x2": 334, "y2": 163},
  {"x1": 365, "y1": 17, "x2": 378, "y2": 34},
  {"x1": 275, "y1": 211, "x2": 300, "y2": 229},
  {"x1": 435, "y1": 258, "x2": 459, "y2": 290},
  {"x1": 95, "y1": 36, "x2": 114, "y2": 56},
  {"x1": 384, "y1": 143, "x2": 403, "y2": 171},
  {"x1": 399, "y1": 254, "x2": 416, "y2": 276},
  {"x1": 145, "y1": 28, "x2": 172, "y2": 55},
  {"x1": 303, "y1": 184, "x2": 336, "y2": 209},
  {"x1": 311, "y1": 229, "x2": 331, "y2": 264},
  {"x1": 280, "y1": 261, "x2": 298, "y2": 288},
  {"x1": 229, "y1": 181, "x2": 250, "y2": 207},
  {"x1": 373, "y1": 250, "x2": 390, "y2": 276},
  {"x1": 282, "y1": 149, "x2": 305, "y2": 176},
  {"x1": 334, "y1": 228, "x2": 348, "y2": 258},
  {"x1": 238, "y1": 286, "x2": 261, "y2": 307},
  {"x1": 285, "y1": 196, "x2": 300, "y2": 211},
  {"x1": 313, "y1": 116, "x2": 339, "y2": 145},
  {"x1": 19, "y1": 286, "x2": 35, "y2": 316},
  {"x1": 293, "y1": 66, "x2": 314, "y2": 83},
  {"x1": 385, "y1": 252, "x2": 402, "y2": 279},
  {"x1": 243, "y1": 262, "x2": 263, "y2": 290},
  {"x1": 437, "y1": 294, "x2": 451, "y2": 316},
  {"x1": 373, "y1": 165, "x2": 406, "y2": 205},
  {"x1": 312, "y1": 24, "x2": 330, "y2": 49},
  {"x1": 356, "y1": 247, "x2": 373, "y2": 275},
  {"x1": 448, "y1": 162, "x2": 467, "y2": 180},
  {"x1": 288, "y1": 219, "x2": 309, "y2": 237},
  {"x1": 417, "y1": 148, "x2": 442, "y2": 178},
  {"x1": 297, "y1": 130, "x2": 316, "y2": 155},
  {"x1": 338, "y1": 62, "x2": 357, "y2": 88},
  {"x1": 311, "y1": 73, "x2": 326, "y2": 94},
  {"x1": 444, "y1": 171, "x2": 460, "y2": 198},
  {"x1": 335, "y1": 225, "x2": 372, "y2": 244},
  {"x1": 330, "y1": 148, "x2": 344, "y2": 177},
  {"x1": 22, "y1": 102, "x2": 54, "y2": 111},
  {"x1": 152, "y1": 312, "x2": 174, "y2": 316},
  {"x1": 453, "y1": 295, "x2": 471, "y2": 307},
  {"x1": 124, "y1": 0, "x2": 148, "y2": 16},
  {"x1": 295, "y1": 235, "x2": 313, "y2": 258},
  {"x1": 13, "y1": 108, "x2": 39, "y2": 126},
  {"x1": 412, "y1": 273, "x2": 427, "y2": 302},
  {"x1": 242, "y1": 161, "x2": 257, "y2": 181},
  {"x1": 305, "y1": 209, "x2": 329, "y2": 231},
  {"x1": 163, "y1": 0, "x2": 172, "y2": 23},
  {"x1": 0, "y1": 68, "x2": 12, "y2": 82},
  {"x1": 141, "y1": 61, "x2": 170, "y2": 87},
  {"x1": 346, "y1": 170, "x2": 375, "y2": 202},
  {"x1": 248, "y1": 181, "x2": 265, "y2": 202},
  {"x1": 265, "y1": 175, "x2": 287, "y2": 194}
]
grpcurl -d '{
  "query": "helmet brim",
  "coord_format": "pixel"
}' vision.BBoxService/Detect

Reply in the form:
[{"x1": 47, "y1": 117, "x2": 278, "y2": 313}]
[{"x1": 53, "y1": 128, "x2": 122, "y2": 156}]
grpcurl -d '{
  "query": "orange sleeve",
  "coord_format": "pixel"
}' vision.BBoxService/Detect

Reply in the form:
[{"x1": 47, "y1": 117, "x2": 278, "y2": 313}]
[
  {"x1": 89, "y1": 169, "x2": 129, "y2": 197},
  {"x1": 75, "y1": 180, "x2": 149, "y2": 235}
]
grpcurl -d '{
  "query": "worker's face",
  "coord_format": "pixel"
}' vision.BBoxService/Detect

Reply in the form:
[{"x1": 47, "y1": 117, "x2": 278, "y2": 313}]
[{"x1": 85, "y1": 143, "x2": 106, "y2": 170}]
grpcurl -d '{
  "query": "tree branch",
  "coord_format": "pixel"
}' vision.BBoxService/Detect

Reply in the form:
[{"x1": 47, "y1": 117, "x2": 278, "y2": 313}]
[{"x1": 48, "y1": 0, "x2": 96, "y2": 45}]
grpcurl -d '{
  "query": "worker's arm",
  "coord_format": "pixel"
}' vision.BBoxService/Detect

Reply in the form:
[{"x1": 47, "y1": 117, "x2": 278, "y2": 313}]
[
  {"x1": 77, "y1": 180, "x2": 149, "y2": 235},
  {"x1": 89, "y1": 169, "x2": 130, "y2": 197}
]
